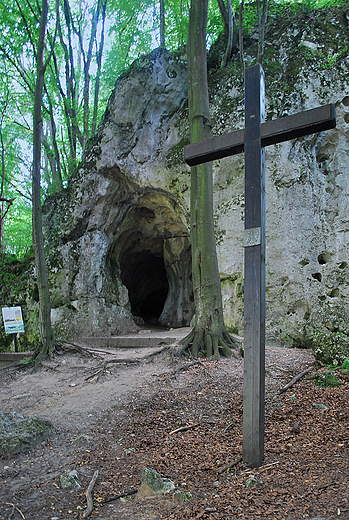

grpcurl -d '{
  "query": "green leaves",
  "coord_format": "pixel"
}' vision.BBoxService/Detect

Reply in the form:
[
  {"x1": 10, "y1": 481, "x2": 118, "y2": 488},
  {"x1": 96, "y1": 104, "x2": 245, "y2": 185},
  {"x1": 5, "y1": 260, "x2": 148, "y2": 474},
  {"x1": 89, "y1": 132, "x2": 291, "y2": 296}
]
[
  {"x1": 310, "y1": 370, "x2": 341, "y2": 388},
  {"x1": 340, "y1": 358, "x2": 349, "y2": 374}
]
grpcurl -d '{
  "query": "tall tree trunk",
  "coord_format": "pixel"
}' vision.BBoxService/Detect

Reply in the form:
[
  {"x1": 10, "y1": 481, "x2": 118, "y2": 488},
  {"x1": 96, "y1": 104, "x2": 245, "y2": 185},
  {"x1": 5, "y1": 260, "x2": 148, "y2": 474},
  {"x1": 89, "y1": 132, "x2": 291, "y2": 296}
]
[
  {"x1": 0, "y1": 95, "x2": 8, "y2": 250},
  {"x1": 92, "y1": 0, "x2": 107, "y2": 136},
  {"x1": 180, "y1": 0, "x2": 238, "y2": 359},
  {"x1": 32, "y1": 0, "x2": 55, "y2": 360},
  {"x1": 160, "y1": 0, "x2": 165, "y2": 48},
  {"x1": 0, "y1": 129, "x2": 5, "y2": 250},
  {"x1": 239, "y1": 0, "x2": 244, "y2": 65}
]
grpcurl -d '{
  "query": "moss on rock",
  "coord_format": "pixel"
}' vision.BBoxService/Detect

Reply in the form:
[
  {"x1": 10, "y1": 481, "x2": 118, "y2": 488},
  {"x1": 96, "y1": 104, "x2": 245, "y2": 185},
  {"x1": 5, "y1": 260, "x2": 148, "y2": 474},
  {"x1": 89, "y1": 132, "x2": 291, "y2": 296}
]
[{"x1": 0, "y1": 412, "x2": 53, "y2": 459}]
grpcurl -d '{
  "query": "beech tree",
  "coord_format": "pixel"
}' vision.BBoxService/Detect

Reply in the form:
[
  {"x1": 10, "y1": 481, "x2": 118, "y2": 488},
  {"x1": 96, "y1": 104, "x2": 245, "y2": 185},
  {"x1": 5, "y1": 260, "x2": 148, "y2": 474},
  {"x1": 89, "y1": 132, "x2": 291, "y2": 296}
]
[
  {"x1": 180, "y1": 0, "x2": 238, "y2": 359},
  {"x1": 32, "y1": 0, "x2": 55, "y2": 360}
]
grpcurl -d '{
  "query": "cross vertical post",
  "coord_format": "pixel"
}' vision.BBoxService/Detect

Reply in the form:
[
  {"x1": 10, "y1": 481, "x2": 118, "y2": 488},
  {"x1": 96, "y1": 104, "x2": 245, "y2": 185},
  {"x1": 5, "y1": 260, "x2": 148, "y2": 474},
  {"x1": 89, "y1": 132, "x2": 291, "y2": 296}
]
[
  {"x1": 242, "y1": 64, "x2": 266, "y2": 467},
  {"x1": 183, "y1": 62, "x2": 335, "y2": 468}
]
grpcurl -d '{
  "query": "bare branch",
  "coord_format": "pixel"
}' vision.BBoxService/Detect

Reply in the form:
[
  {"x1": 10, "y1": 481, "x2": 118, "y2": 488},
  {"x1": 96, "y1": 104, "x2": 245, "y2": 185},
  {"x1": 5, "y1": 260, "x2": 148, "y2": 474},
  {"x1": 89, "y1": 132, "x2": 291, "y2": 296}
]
[
  {"x1": 168, "y1": 423, "x2": 200, "y2": 436},
  {"x1": 278, "y1": 366, "x2": 313, "y2": 394}
]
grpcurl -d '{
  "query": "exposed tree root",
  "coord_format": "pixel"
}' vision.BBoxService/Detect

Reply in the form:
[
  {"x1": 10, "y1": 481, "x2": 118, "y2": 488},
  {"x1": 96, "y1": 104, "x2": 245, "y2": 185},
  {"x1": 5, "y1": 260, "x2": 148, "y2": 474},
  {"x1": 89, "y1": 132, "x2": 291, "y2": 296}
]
[
  {"x1": 179, "y1": 327, "x2": 239, "y2": 360},
  {"x1": 165, "y1": 360, "x2": 213, "y2": 383},
  {"x1": 82, "y1": 470, "x2": 98, "y2": 518},
  {"x1": 30, "y1": 344, "x2": 54, "y2": 369},
  {"x1": 28, "y1": 342, "x2": 95, "y2": 372},
  {"x1": 85, "y1": 359, "x2": 140, "y2": 381},
  {"x1": 57, "y1": 342, "x2": 95, "y2": 358},
  {"x1": 40, "y1": 362, "x2": 60, "y2": 371},
  {"x1": 0, "y1": 362, "x2": 27, "y2": 372},
  {"x1": 217, "y1": 456, "x2": 243, "y2": 474},
  {"x1": 102, "y1": 489, "x2": 138, "y2": 505},
  {"x1": 85, "y1": 346, "x2": 171, "y2": 382}
]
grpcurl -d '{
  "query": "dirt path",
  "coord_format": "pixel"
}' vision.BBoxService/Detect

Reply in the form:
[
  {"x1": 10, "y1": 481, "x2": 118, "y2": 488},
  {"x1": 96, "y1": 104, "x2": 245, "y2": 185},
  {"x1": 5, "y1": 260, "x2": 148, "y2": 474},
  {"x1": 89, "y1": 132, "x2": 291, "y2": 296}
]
[{"x1": 0, "y1": 332, "x2": 347, "y2": 520}]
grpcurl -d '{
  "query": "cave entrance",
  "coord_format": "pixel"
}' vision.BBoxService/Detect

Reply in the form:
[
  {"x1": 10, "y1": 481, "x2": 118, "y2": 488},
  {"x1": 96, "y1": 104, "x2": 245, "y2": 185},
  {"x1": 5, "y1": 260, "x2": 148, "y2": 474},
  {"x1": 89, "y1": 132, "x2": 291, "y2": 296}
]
[
  {"x1": 109, "y1": 191, "x2": 194, "y2": 328},
  {"x1": 120, "y1": 250, "x2": 169, "y2": 325}
]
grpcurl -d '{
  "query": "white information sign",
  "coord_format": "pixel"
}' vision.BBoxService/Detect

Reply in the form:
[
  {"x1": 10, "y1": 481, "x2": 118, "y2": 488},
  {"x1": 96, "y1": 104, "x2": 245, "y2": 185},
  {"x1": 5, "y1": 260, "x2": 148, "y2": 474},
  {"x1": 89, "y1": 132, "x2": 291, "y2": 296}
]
[{"x1": 1, "y1": 306, "x2": 25, "y2": 334}]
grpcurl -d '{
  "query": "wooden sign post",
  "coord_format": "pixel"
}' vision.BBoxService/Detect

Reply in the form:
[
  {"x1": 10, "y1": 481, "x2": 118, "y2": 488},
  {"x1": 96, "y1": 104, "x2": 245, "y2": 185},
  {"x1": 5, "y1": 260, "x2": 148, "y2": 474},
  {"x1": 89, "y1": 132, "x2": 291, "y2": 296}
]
[{"x1": 184, "y1": 64, "x2": 336, "y2": 467}]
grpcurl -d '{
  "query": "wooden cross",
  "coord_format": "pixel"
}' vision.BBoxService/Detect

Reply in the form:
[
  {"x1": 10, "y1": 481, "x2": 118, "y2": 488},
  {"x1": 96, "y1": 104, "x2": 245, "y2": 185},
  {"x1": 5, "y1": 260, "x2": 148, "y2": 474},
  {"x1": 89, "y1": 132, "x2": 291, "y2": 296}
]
[{"x1": 184, "y1": 64, "x2": 336, "y2": 467}]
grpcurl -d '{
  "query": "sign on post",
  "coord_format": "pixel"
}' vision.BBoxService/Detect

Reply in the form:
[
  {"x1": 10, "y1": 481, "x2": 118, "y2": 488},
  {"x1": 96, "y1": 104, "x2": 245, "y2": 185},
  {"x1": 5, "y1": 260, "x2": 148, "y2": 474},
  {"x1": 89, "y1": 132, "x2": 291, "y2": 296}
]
[
  {"x1": 2, "y1": 306, "x2": 25, "y2": 352},
  {"x1": 2, "y1": 307, "x2": 25, "y2": 334}
]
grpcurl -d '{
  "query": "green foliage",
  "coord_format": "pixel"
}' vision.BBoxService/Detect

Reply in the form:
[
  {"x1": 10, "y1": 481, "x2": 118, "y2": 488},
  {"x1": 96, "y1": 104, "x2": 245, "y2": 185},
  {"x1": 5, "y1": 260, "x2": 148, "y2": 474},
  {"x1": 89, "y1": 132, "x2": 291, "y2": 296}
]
[
  {"x1": 310, "y1": 370, "x2": 341, "y2": 388},
  {"x1": 339, "y1": 358, "x2": 349, "y2": 374},
  {"x1": 0, "y1": 0, "x2": 348, "y2": 266},
  {"x1": 103, "y1": 0, "x2": 226, "y2": 96},
  {"x1": 3, "y1": 201, "x2": 32, "y2": 257},
  {"x1": 0, "y1": 250, "x2": 39, "y2": 353},
  {"x1": 19, "y1": 356, "x2": 32, "y2": 365},
  {"x1": 312, "y1": 329, "x2": 349, "y2": 367}
]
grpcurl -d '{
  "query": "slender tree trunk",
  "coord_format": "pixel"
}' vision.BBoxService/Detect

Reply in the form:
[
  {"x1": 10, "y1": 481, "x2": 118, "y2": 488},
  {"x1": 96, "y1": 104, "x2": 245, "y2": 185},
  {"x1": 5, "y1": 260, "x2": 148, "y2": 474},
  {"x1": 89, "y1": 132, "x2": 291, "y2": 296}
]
[
  {"x1": 80, "y1": 0, "x2": 101, "y2": 148},
  {"x1": 0, "y1": 97, "x2": 7, "y2": 250},
  {"x1": 45, "y1": 87, "x2": 63, "y2": 190},
  {"x1": 257, "y1": 0, "x2": 268, "y2": 64},
  {"x1": 217, "y1": 0, "x2": 229, "y2": 30},
  {"x1": 0, "y1": 129, "x2": 5, "y2": 249},
  {"x1": 92, "y1": 0, "x2": 107, "y2": 136},
  {"x1": 239, "y1": 0, "x2": 244, "y2": 66},
  {"x1": 32, "y1": 0, "x2": 55, "y2": 359},
  {"x1": 221, "y1": 0, "x2": 234, "y2": 67},
  {"x1": 60, "y1": 0, "x2": 84, "y2": 155},
  {"x1": 180, "y1": 0, "x2": 238, "y2": 359},
  {"x1": 160, "y1": 0, "x2": 165, "y2": 49}
]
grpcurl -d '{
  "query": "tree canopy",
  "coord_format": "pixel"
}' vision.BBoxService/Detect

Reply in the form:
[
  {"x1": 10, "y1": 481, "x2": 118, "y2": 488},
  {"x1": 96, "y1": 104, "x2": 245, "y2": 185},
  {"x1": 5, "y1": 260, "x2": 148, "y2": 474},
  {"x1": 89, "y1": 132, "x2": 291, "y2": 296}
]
[{"x1": 0, "y1": 0, "x2": 342, "y2": 257}]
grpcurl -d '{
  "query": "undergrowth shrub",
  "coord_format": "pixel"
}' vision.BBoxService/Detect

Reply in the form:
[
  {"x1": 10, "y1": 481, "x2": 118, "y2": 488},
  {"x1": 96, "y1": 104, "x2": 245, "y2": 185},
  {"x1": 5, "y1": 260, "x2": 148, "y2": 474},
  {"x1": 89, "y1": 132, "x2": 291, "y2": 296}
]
[
  {"x1": 310, "y1": 370, "x2": 341, "y2": 388},
  {"x1": 312, "y1": 329, "x2": 349, "y2": 366}
]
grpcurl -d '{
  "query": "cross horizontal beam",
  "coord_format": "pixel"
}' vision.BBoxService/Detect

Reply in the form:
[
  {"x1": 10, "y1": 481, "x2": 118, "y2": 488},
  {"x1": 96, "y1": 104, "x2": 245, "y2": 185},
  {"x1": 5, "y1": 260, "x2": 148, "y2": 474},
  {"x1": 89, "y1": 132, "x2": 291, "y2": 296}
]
[{"x1": 184, "y1": 104, "x2": 336, "y2": 167}]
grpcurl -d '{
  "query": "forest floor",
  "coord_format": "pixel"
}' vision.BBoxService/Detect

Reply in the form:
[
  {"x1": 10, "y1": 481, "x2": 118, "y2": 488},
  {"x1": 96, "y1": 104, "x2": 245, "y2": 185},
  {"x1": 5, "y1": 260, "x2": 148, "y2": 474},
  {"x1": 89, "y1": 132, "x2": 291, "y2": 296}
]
[{"x1": 0, "y1": 328, "x2": 348, "y2": 520}]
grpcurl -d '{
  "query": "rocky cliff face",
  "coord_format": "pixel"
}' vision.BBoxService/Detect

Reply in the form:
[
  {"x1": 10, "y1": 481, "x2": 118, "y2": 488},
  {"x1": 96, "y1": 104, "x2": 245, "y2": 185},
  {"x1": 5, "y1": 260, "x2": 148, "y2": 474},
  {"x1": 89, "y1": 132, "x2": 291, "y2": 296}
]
[
  {"x1": 41, "y1": 49, "x2": 193, "y2": 339},
  {"x1": 38, "y1": 7, "x2": 349, "y2": 348}
]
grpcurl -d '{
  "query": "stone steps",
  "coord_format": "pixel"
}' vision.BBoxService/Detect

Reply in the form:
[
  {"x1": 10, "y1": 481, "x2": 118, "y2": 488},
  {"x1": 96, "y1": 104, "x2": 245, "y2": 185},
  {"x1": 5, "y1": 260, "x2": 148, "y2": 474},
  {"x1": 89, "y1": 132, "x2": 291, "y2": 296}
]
[
  {"x1": 0, "y1": 352, "x2": 32, "y2": 368},
  {"x1": 76, "y1": 327, "x2": 191, "y2": 349}
]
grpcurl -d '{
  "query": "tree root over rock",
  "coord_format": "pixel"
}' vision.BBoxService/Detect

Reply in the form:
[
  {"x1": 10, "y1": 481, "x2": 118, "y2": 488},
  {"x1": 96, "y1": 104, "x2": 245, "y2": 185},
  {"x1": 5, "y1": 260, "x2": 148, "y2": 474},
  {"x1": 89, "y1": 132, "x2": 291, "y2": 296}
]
[
  {"x1": 179, "y1": 327, "x2": 240, "y2": 360},
  {"x1": 85, "y1": 346, "x2": 171, "y2": 382},
  {"x1": 58, "y1": 342, "x2": 95, "y2": 358}
]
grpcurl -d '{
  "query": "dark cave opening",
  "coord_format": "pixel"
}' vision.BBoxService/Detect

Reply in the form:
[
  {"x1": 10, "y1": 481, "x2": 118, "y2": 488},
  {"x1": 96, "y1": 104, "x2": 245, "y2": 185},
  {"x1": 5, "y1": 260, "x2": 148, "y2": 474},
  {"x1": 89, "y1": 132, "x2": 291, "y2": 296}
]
[{"x1": 120, "y1": 250, "x2": 169, "y2": 325}]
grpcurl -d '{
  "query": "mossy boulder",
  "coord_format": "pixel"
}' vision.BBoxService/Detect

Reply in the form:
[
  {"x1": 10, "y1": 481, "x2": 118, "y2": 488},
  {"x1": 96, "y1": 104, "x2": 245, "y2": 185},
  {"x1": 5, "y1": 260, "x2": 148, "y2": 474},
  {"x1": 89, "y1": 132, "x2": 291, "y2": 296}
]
[
  {"x1": 0, "y1": 412, "x2": 53, "y2": 459},
  {"x1": 60, "y1": 469, "x2": 81, "y2": 490},
  {"x1": 137, "y1": 468, "x2": 175, "y2": 497}
]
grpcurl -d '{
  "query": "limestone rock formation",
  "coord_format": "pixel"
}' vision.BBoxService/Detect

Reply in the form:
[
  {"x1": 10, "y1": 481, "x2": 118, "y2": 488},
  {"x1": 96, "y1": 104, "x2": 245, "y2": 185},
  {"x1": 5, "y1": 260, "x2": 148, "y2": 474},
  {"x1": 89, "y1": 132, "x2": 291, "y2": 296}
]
[
  {"x1": 25, "y1": 7, "x2": 349, "y2": 351},
  {"x1": 40, "y1": 49, "x2": 193, "y2": 339}
]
